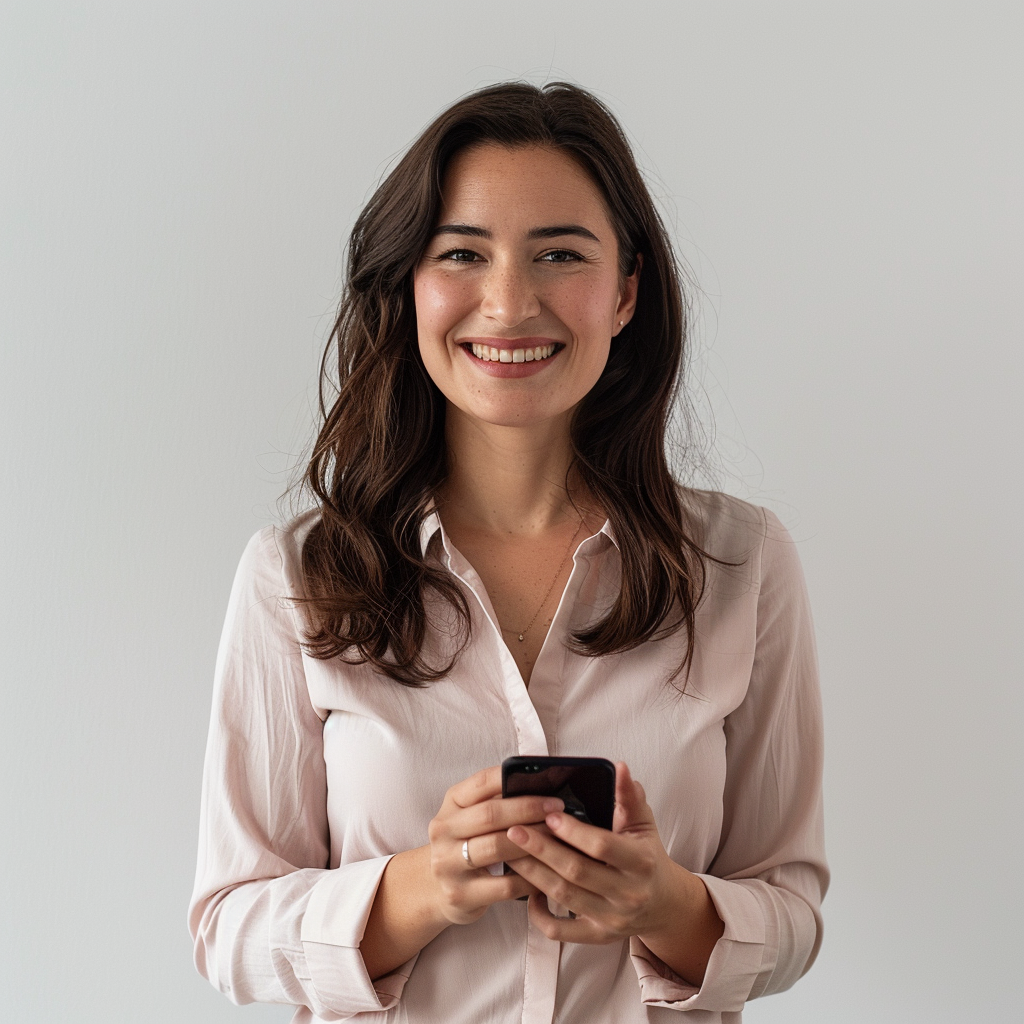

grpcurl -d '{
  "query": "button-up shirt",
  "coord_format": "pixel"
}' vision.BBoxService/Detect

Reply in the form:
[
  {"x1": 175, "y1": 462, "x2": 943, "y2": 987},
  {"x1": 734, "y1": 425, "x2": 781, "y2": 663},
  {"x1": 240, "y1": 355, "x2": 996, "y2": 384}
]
[{"x1": 189, "y1": 490, "x2": 827, "y2": 1023}]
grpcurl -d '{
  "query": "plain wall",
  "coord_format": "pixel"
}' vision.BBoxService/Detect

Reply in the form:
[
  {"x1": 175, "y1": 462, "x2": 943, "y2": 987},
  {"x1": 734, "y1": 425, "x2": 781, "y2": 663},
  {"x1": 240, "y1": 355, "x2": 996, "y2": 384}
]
[{"x1": 1, "y1": 2, "x2": 1020, "y2": 1021}]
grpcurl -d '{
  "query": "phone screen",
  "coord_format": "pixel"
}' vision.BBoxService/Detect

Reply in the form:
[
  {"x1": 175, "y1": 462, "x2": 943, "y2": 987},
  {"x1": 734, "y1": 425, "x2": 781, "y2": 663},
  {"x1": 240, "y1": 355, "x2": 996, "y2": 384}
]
[{"x1": 502, "y1": 756, "x2": 615, "y2": 830}]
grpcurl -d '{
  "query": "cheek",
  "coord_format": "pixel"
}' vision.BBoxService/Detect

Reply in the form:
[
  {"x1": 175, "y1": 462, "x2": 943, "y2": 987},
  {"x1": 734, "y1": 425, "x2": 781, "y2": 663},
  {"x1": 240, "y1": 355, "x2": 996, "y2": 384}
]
[
  {"x1": 559, "y1": 274, "x2": 619, "y2": 324},
  {"x1": 414, "y1": 273, "x2": 472, "y2": 334}
]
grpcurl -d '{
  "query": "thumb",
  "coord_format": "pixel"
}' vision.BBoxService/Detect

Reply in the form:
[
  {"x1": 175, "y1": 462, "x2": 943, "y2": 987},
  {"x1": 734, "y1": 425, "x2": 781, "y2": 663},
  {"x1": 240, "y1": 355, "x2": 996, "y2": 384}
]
[{"x1": 612, "y1": 761, "x2": 655, "y2": 833}]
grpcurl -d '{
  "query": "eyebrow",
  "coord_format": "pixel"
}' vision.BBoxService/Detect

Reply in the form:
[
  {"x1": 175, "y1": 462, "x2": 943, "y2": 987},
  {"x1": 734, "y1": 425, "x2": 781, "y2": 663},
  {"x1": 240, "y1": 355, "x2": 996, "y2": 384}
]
[{"x1": 431, "y1": 223, "x2": 601, "y2": 243}]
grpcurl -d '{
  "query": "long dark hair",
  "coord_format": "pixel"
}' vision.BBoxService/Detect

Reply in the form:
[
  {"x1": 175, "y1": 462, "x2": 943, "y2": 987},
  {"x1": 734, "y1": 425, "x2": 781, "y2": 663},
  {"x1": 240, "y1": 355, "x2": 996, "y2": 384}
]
[{"x1": 300, "y1": 81, "x2": 713, "y2": 685}]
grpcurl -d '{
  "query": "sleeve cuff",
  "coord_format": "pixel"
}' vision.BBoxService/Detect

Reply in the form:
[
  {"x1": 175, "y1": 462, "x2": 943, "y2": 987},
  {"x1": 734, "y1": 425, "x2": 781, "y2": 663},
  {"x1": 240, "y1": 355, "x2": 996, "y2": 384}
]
[
  {"x1": 300, "y1": 855, "x2": 419, "y2": 1017},
  {"x1": 630, "y1": 874, "x2": 766, "y2": 1012}
]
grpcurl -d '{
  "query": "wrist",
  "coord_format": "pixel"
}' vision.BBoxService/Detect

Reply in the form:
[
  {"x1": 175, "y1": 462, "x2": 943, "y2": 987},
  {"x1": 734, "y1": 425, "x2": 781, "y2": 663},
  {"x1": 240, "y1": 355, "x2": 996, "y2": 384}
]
[
  {"x1": 635, "y1": 862, "x2": 724, "y2": 988},
  {"x1": 639, "y1": 859, "x2": 699, "y2": 943},
  {"x1": 374, "y1": 847, "x2": 450, "y2": 942},
  {"x1": 407, "y1": 845, "x2": 452, "y2": 933},
  {"x1": 361, "y1": 846, "x2": 448, "y2": 982}
]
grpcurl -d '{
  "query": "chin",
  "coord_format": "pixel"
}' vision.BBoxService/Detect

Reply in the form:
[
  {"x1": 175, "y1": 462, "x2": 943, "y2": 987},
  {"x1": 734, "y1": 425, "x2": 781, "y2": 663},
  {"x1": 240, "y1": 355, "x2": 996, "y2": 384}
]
[{"x1": 455, "y1": 400, "x2": 569, "y2": 431}]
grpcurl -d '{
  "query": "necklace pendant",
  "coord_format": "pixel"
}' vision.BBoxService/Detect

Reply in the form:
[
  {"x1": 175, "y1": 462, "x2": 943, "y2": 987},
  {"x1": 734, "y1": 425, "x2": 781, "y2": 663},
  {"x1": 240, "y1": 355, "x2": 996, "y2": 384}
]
[{"x1": 518, "y1": 633, "x2": 525, "y2": 642}]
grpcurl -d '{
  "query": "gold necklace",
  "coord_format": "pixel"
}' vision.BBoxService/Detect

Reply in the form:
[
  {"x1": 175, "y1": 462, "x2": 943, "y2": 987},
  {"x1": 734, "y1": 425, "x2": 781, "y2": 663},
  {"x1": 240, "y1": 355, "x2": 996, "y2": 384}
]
[{"x1": 501, "y1": 515, "x2": 587, "y2": 643}]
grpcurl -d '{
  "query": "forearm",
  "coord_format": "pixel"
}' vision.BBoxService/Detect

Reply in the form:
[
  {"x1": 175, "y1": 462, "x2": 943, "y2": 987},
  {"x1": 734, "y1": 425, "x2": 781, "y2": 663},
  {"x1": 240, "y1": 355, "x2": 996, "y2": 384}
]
[
  {"x1": 637, "y1": 863, "x2": 725, "y2": 987},
  {"x1": 360, "y1": 845, "x2": 450, "y2": 980}
]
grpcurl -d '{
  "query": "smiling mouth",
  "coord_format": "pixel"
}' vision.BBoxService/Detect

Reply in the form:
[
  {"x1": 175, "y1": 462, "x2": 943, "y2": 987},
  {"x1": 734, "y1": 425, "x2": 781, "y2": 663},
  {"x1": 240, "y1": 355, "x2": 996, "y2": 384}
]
[{"x1": 464, "y1": 342, "x2": 561, "y2": 364}]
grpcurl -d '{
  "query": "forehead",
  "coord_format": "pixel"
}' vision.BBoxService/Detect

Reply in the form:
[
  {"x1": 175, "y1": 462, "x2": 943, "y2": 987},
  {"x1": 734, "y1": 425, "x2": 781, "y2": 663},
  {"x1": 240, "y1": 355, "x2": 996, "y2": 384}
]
[{"x1": 438, "y1": 143, "x2": 614, "y2": 233}]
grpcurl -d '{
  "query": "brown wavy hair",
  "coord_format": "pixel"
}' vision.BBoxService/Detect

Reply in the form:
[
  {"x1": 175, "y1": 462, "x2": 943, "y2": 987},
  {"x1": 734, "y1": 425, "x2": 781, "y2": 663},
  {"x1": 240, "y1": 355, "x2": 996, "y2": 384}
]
[{"x1": 300, "y1": 81, "x2": 715, "y2": 686}]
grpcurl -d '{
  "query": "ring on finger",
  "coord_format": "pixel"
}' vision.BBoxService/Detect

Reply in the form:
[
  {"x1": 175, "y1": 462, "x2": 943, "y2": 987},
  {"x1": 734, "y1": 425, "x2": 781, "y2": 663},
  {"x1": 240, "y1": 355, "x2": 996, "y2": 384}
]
[{"x1": 461, "y1": 839, "x2": 475, "y2": 869}]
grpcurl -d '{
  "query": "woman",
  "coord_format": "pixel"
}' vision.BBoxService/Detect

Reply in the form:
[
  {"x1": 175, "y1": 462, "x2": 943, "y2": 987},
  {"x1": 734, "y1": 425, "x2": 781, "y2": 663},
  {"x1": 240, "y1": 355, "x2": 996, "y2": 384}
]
[{"x1": 189, "y1": 82, "x2": 827, "y2": 1023}]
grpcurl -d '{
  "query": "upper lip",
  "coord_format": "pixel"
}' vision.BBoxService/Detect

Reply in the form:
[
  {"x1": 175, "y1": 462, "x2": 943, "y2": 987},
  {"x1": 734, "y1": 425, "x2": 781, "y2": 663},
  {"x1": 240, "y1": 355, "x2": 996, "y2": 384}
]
[{"x1": 458, "y1": 337, "x2": 563, "y2": 350}]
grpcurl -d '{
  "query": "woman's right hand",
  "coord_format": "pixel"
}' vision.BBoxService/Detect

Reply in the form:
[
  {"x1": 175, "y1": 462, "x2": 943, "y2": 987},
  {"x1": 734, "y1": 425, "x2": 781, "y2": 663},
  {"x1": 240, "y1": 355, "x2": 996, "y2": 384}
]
[
  {"x1": 361, "y1": 765, "x2": 562, "y2": 980},
  {"x1": 427, "y1": 765, "x2": 563, "y2": 925}
]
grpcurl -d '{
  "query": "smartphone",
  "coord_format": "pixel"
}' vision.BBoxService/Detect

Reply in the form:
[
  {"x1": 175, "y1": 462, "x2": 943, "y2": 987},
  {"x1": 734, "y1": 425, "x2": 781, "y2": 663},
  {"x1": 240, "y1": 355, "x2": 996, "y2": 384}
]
[{"x1": 501, "y1": 755, "x2": 616, "y2": 830}]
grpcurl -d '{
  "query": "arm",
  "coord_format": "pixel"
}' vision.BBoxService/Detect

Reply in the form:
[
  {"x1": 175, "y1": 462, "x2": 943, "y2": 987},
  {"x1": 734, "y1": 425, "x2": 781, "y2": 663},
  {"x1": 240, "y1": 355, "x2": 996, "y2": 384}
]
[
  {"x1": 360, "y1": 769, "x2": 561, "y2": 980},
  {"x1": 634, "y1": 861, "x2": 725, "y2": 986},
  {"x1": 191, "y1": 531, "x2": 568, "y2": 1003},
  {"x1": 630, "y1": 507, "x2": 829, "y2": 1010},
  {"x1": 188, "y1": 528, "x2": 413, "y2": 1017},
  {"x1": 358, "y1": 846, "x2": 445, "y2": 981},
  {"x1": 505, "y1": 761, "x2": 725, "y2": 987},
  {"x1": 507, "y1": 507, "x2": 828, "y2": 1012}
]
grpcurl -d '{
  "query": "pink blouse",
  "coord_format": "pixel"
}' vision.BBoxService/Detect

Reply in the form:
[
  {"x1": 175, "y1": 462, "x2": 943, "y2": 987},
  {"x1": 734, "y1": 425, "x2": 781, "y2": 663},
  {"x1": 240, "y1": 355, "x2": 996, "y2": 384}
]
[{"x1": 189, "y1": 490, "x2": 827, "y2": 1023}]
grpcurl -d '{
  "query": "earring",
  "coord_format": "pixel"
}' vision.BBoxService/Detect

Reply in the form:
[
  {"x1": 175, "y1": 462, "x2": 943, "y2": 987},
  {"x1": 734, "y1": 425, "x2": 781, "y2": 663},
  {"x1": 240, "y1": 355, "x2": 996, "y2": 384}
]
[{"x1": 619, "y1": 321, "x2": 624, "y2": 326}]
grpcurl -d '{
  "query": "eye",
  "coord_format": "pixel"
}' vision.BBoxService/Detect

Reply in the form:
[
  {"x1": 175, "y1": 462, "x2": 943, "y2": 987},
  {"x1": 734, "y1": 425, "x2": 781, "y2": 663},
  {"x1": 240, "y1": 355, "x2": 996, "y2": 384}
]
[
  {"x1": 539, "y1": 249, "x2": 585, "y2": 263},
  {"x1": 433, "y1": 248, "x2": 482, "y2": 263}
]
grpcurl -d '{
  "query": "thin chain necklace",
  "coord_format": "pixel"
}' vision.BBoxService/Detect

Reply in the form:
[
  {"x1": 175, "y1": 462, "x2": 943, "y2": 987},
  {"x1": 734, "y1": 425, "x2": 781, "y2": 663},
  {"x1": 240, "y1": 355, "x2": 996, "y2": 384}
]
[{"x1": 501, "y1": 514, "x2": 587, "y2": 643}]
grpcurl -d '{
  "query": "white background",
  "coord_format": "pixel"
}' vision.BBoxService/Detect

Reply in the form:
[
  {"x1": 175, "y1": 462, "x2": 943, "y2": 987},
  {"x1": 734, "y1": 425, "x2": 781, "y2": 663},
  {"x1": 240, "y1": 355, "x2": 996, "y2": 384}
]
[{"x1": 2, "y1": 2, "x2": 1020, "y2": 1021}]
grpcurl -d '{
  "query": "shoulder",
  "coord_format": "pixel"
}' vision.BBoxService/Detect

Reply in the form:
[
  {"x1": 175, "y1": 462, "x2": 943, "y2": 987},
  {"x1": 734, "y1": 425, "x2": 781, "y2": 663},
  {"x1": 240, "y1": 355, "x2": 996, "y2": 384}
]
[
  {"x1": 269, "y1": 509, "x2": 321, "y2": 583},
  {"x1": 678, "y1": 488, "x2": 802, "y2": 596},
  {"x1": 679, "y1": 487, "x2": 766, "y2": 558},
  {"x1": 235, "y1": 509, "x2": 321, "y2": 601}
]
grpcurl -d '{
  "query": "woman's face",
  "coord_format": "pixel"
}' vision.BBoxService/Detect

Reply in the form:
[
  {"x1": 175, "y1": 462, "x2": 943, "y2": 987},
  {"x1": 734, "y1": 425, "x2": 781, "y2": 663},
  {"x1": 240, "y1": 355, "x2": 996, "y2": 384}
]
[{"x1": 414, "y1": 143, "x2": 639, "y2": 432}]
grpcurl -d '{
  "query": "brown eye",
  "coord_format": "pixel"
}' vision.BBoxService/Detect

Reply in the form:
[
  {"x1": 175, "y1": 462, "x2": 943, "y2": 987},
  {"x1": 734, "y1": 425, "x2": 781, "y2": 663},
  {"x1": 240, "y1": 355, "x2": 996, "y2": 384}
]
[
  {"x1": 436, "y1": 248, "x2": 481, "y2": 263},
  {"x1": 540, "y1": 250, "x2": 584, "y2": 263}
]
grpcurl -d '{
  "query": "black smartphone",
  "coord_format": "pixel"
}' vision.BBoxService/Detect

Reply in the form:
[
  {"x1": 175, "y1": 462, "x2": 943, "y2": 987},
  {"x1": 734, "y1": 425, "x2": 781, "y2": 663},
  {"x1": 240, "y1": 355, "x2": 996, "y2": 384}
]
[{"x1": 501, "y1": 755, "x2": 616, "y2": 830}]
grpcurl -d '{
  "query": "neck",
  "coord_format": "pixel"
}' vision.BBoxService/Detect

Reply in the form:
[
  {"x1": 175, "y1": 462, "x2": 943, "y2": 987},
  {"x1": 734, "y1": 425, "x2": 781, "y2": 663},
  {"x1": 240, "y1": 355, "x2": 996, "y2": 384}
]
[{"x1": 439, "y1": 405, "x2": 588, "y2": 536}]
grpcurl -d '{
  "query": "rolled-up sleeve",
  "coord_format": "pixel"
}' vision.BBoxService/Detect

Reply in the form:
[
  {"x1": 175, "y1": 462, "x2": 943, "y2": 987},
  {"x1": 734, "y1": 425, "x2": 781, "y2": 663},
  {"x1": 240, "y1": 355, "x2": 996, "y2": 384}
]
[
  {"x1": 630, "y1": 507, "x2": 829, "y2": 1012},
  {"x1": 188, "y1": 528, "x2": 416, "y2": 1019}
]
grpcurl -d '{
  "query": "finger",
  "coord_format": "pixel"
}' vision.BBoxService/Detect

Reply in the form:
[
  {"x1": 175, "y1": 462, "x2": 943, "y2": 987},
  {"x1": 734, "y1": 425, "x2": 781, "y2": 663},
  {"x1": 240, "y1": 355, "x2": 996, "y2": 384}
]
[
  {"x1": 612, "y1": 762, "x2": 657, "y2": 834},
  {"x1": 462, "y1": 830, "x2": 551, "y2": 870},
  {"x1": 524, "y1": 811, "x2": 648, "y2": 875},
  {"x1": 526, "y1": 892, "x2": 612, "y2": 944},
  {"x1": 456, "y1": 794, "x2": 563, "y2": 840},
  {"x1": 460, "y1": 869, "x2": 543, "y2": 907},
  {"x1": 460, "y1": 827, "x2": 544, "y2": 868},
  {"x1": 506, "y1": 839, "x2": 613, "y2": 920},
  {"x1": 447, "y1": 766, "x2": 503, "y2": 809}
]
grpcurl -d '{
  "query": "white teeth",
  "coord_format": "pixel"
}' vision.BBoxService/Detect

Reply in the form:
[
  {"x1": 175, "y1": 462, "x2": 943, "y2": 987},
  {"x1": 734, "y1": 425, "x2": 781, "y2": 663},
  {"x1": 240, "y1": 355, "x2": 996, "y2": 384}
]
[{"x1": 469, "y1": 343, "x2": 557, "y2": 362}]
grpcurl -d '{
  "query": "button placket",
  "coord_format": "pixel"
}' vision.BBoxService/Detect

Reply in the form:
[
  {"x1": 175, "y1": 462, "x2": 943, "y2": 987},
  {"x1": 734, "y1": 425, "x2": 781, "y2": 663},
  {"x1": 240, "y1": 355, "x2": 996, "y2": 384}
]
[{"x1": 436, "y1": 525, "x2": 615, "y2": 1024}]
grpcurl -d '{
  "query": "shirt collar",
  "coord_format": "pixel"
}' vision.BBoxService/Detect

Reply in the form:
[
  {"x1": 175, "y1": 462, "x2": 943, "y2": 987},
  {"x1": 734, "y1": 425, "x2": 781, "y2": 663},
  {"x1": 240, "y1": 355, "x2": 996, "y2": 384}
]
[
  {"x1": 418, "y1": 509, "x2": 618, "y2": 559},
  {"x1": 418, "y1": 509, "x2": 444, "y2": 558}
]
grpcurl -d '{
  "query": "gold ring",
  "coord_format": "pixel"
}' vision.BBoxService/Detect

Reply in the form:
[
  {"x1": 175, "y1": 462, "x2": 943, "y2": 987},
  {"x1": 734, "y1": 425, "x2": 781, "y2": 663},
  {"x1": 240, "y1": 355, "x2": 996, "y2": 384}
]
[{"x1": 461, "y1": 839, "x2": 475, "y2": 868}]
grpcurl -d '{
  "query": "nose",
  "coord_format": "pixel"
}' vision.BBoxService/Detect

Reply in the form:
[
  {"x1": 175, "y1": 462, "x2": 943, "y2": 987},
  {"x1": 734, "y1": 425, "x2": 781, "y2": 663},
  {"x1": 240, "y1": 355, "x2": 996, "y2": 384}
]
[{"x1": 478, "y1": 262, "x2": 542, "y2": 329}]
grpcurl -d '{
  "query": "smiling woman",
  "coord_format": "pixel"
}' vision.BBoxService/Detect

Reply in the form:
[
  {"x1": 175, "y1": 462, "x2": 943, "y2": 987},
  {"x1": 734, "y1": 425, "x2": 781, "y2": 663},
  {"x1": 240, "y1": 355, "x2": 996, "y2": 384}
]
[
  {"x1": 415, "y1": 144, "x2": 634, "y2": 429},
  {"x1": 189, "y1": 82, "x2": 828, "y2": 1024}
]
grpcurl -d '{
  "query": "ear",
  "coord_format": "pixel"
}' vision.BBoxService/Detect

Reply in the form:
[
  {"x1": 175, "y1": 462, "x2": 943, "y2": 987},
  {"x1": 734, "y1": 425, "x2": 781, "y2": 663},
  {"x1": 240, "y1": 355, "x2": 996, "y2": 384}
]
[{"x1": 614, "y1": 252, "x2": 642, "y2": 336}]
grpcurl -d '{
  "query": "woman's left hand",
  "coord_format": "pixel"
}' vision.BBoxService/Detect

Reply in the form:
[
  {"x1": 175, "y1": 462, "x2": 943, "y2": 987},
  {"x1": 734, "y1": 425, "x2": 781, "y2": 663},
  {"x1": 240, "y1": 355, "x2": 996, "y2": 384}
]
[{"x1": 505, "y1": 761, "x2": 707, "y2": 948}]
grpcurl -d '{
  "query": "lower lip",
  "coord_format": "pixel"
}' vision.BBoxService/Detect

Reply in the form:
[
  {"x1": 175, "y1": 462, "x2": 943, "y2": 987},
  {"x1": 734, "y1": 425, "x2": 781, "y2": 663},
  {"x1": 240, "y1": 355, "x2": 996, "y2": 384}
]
[{"x1": 459, "y1": 345, "x2": 561, "y2": 378}]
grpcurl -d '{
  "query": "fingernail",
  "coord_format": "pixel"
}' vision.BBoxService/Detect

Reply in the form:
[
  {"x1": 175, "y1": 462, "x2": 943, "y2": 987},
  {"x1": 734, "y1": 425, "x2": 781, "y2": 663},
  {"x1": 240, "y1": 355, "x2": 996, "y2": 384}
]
[
  {"x1": 546, "y1": 812, "x2": 562, "y2": 829},
  {"x1": 508, "y1": 826, "x2": 528, "y2": 844},
  {"x1": 542, "y1": 798, "x2": 563, "y2": 813}
]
